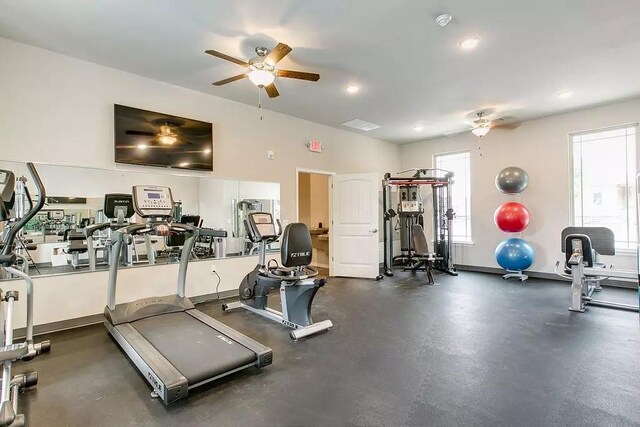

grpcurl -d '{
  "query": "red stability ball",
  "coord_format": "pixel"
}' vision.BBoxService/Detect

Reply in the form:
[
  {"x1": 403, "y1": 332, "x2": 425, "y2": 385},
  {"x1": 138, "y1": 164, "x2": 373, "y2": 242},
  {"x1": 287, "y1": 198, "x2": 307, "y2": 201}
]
[{"x1": 494, "y1": 202, "x2": 530, "y2": 232}]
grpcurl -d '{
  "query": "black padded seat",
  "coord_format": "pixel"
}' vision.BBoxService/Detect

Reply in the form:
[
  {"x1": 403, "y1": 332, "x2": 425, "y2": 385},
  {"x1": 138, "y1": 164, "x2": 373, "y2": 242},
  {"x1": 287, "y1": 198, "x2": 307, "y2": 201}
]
[
  {"x1": 130, "y1": 312, "x2": 256, "y2": 384},
  {"x1": 280, "y1": 223, "x2": 313, "y2": 267}
]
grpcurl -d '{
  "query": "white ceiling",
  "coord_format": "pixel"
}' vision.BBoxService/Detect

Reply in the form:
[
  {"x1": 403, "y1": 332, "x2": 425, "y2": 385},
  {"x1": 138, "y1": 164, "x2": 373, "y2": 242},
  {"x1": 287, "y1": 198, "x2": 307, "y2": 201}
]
[{"x1": 1, "y1": 0, "x2": 640, "y2": 143}]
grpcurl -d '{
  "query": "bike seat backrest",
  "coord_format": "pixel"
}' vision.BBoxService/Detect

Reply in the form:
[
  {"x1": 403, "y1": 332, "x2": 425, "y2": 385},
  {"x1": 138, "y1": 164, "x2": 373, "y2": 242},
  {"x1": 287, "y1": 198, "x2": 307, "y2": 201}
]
[
  {"x1": 411, "y1": 224, "x2": 430, "y2": 255},
  {"x1": 563, "y1": 234, "x2": 595, "y2": 268},
  {"x1": 561, "y1": 226, "x2": 615, "y2": 256},
  {"x1": 246, "y1": 212, "x2": 279, "y2": 243},
  {"x1": 280, "y1": 223, "x2": 312, "y2": 268}
]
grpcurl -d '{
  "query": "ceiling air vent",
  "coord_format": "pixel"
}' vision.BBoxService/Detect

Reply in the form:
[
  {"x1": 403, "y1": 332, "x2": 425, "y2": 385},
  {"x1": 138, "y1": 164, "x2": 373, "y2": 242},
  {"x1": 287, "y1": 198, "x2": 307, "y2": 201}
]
[{"x1": 341, "y1": 119, "x2": 381, "y2": 132}]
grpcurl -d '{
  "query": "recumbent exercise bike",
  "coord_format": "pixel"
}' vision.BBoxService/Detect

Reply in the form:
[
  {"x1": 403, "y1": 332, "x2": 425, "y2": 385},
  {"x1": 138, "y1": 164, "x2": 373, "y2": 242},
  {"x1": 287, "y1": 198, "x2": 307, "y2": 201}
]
[{"x1": 223, "y1": 212, "x2": 333, "y2": 340}]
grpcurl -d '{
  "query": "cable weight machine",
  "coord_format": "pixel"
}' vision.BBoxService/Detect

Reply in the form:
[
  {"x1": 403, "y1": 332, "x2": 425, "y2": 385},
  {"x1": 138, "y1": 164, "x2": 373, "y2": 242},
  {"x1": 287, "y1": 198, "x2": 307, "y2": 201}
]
[{"x1": 382, "y1": 168, "x2": 458, "y2": 277}]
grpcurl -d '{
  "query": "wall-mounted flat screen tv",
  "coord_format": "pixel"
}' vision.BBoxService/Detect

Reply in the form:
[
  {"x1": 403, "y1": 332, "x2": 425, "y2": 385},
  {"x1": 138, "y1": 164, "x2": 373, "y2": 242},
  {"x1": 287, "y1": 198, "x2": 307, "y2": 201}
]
[{"x1": 114, "y1": 104, "x2": 213, "y2": 171}]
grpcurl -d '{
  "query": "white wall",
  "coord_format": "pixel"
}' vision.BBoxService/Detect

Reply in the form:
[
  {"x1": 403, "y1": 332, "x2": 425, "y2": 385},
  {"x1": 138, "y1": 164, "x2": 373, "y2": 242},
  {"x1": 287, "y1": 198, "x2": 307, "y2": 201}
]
[
  {"x1": 0, "y1": 37, "x2": 400, "y2": 223},
  {"x1": 0, "y1": 37, "x2": 401, "y2": 328},
  {"x1": 400, "y1": 97, "x2": 640, "y2": 274}
]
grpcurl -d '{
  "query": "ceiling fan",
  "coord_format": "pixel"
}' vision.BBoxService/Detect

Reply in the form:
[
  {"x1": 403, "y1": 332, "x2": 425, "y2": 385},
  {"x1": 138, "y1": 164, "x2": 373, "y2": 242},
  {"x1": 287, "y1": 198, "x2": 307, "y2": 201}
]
[
  {"x1": 469, "y1": 111, "x2": 521, "y2": 137},
  {"x1": 205, "y1": 42, "x2": 320, "y2": 98},
  {"x1": 125, "y1": 124, "x2": 186, "y2": 146}
]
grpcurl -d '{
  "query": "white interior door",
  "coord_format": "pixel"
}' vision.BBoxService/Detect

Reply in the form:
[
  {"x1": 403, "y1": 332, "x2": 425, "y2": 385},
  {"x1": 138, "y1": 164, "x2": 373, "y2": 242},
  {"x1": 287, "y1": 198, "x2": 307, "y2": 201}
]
[{"x1": 330, "y1": 173, "x2": 379, "y2": 278}]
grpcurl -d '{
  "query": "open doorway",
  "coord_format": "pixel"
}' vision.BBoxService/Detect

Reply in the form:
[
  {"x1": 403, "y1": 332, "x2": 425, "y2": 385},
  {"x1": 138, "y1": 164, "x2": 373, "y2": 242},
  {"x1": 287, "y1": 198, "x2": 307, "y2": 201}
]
[{"x1": 297, "y1": 169, "x2": 333, "y2": 270}]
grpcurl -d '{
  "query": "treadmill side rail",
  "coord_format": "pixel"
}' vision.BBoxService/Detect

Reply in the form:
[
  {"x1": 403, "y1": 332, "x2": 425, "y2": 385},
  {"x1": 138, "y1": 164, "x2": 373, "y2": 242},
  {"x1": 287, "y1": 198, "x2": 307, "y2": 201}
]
[
  {"x1": 105, "y1": 321, "x2": 188, "y2": 404},
  {"x1": 186, "y1": 309, "x2": 273, "y2": 367}
]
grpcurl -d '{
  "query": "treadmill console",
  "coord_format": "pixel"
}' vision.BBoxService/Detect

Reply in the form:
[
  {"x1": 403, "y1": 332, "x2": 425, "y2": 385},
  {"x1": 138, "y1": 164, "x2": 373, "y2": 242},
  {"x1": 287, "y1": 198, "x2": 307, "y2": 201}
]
[{"x1": 132, "y1": 185, "x2": 173, "y2": 218}]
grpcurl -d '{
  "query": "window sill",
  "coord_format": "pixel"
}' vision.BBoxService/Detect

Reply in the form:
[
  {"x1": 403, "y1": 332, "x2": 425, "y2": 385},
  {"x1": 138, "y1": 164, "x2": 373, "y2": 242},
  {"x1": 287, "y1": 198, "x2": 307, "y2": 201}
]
[
  {"x1": 453, "y1": 241, "x2": 474, "y2": 246},
  {"x1": 613, "y1": 248, "x2": 637, "y2": 256}
]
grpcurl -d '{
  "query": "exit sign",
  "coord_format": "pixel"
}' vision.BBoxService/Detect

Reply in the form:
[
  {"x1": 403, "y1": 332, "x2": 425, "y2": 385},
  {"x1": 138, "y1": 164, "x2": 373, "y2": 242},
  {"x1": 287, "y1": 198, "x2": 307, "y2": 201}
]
[{"x1": 308, "y1": 140, "x2": 322, "y2": 153}]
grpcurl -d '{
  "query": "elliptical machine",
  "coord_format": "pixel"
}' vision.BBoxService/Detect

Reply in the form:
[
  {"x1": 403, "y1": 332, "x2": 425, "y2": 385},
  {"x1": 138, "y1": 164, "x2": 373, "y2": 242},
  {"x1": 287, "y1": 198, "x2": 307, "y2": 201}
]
[
  {"x1": 223, "y1": 212, "x2": 333, "y2": 340},
  {"x1": 0, "y1": 163, "x2": 51, "y2": 426}
]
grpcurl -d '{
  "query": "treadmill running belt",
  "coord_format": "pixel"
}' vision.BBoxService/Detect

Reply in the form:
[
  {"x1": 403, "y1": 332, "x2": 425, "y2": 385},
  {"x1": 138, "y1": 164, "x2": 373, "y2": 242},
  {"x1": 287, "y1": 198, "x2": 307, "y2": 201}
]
[{"x1": 131, "y1": 311, "x2": 256, "y2": 384}]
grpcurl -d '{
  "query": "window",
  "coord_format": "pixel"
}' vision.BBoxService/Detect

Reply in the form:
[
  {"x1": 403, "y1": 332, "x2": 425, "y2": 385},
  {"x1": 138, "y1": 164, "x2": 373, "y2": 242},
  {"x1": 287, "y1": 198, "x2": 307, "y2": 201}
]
[
  {"x1": 571, "y1": 124, "x2": 637, "y2": 249},
  {"x1": 434, "y1": 151, "x2": 472, "y2": 243}
]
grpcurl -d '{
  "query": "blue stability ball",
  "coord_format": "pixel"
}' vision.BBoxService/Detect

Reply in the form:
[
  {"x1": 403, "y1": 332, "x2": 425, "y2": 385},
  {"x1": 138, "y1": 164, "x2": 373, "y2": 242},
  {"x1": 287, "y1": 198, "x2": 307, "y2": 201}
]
[{"x1": 495, "y1": 238, "x2": 535, "y2": 271}]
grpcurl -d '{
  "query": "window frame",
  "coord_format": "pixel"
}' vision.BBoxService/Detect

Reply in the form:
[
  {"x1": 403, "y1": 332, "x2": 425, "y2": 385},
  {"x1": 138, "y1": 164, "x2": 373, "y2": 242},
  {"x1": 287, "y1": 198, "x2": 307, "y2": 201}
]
[
  {"x1": 568, "y1": 122, "x2": 639, "y2": 252},
  {"x1": 432, "y1": 149, "x2": 473, "y2": 245}
]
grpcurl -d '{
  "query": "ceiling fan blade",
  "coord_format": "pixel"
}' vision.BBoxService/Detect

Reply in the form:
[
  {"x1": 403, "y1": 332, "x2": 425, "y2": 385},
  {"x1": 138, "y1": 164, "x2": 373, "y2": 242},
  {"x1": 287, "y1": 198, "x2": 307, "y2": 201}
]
[
  {"x1": 492, "y1": 117, "x2": 522, "y2": 130},
  {"x1": 264, "y1": 83, "x2": 279, "y2": 98},
  {"x1": 205, "y1": 50, "x2": 249, "y2": 67},
  {"x1": 212, "y1": 73, "x2": 247, "y2": 86},
  {"x1": 277, "y1": 69, "x2": 320, "y2": 81},
  {"x1": 125, "y1": 130, "x2": 155, "y2": 136},
  {"x1": 265, "y1": 43, "x2": 292, "y2": 65}
]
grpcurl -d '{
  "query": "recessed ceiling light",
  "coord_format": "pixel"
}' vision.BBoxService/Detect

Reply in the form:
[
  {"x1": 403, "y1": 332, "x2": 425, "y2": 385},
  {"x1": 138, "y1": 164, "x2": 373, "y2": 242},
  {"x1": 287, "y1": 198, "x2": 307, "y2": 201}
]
[
  {"x1": 137, "y1": 144, "x2": 148, "y2": 150},
  {"x1": 179, "y1": 162, "x2": 189, "y2": 167},
  {"x1": 414, "y1": 126, "x2": 425, "y2": 131},
  {"x1": 459, "y1": 37, "x2": 480, "y2": 50},
  {"x1": 557, "y1": 90, "x2": 572, "y2": 99},
  {"x1": 346, "y1": 85, "x2": 360, "y2": 94},
  {"x1": 203, "y1": 148, "x2": 211, "y2": 154}
]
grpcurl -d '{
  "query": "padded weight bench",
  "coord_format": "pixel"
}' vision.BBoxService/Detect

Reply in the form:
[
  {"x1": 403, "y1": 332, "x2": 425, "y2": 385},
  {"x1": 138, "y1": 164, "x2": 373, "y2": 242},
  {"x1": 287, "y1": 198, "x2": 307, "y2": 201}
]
[{"x1": 410, "y1": 224, "x2": 441, "y2": 284}]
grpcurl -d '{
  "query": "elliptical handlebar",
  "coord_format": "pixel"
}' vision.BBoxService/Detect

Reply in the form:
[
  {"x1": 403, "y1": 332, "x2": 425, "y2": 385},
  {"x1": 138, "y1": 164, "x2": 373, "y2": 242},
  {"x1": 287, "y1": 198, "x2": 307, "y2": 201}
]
[{"x1": 1, "y1": 163, "x2": 45, "y2": 256}]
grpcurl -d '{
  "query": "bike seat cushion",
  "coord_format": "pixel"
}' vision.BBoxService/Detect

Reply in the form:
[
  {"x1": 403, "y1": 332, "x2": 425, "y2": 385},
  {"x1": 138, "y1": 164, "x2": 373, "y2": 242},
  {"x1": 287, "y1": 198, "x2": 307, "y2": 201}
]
[{"x1": 280, "y1": 223, "x2": 313, "y2": 268}]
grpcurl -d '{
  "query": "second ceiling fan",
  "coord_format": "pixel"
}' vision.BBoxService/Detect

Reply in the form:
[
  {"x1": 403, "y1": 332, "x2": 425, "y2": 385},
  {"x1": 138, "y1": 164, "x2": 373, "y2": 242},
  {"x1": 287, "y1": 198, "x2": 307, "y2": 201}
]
[{"x1": 206, "y1": 42, "x2": 320, "y2": 98}]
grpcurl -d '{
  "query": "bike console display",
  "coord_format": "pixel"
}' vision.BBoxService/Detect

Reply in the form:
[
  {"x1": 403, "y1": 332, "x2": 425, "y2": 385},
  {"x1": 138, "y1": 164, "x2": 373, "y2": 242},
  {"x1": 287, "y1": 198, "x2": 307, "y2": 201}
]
[
  {"x1": 132, "y1": 185, "x2": 173, "y2": 218},
  {"x1": 247, "y1": 212, "x2": 279, "y2": 241}
]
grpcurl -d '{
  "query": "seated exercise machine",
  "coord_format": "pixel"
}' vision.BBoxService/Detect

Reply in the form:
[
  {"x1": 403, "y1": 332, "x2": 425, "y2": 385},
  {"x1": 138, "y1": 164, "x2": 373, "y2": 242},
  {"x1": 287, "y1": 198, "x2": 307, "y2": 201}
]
[
  {"x1": 223, "y1": 212, "x2": 333, "y2": 340},
  {"x1": 382, "y1": 168, "x2": 458, "y2": 279},
  {"x1": 555, "y1": 226, "x2": 639, "y2": 313},
  {"x1": 85, "y1": 194, "x2": 136, "y2": 271},
  {"x1": 104, "y1": 185, "x2": 272, "y2": 405},
  {"x1": 0, "y1": 163, "x2": 51, "y2": 426},
  {"x1": 64, "y1": 229, "x2": 88, "y2": 269}
]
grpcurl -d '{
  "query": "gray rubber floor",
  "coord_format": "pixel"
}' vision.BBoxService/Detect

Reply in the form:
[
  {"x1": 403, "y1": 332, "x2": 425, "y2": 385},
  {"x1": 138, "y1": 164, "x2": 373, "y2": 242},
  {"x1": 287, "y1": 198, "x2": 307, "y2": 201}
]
[{"x1": 16, "y1": 271, "x2": 640, "y2": 426}]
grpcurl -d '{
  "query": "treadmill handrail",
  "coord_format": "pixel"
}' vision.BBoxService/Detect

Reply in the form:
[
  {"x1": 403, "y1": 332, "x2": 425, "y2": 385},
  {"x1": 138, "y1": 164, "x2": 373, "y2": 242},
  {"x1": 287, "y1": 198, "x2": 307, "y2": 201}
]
[{"x1": 107, "y1": 222, "x2": 199, "y2": 310}]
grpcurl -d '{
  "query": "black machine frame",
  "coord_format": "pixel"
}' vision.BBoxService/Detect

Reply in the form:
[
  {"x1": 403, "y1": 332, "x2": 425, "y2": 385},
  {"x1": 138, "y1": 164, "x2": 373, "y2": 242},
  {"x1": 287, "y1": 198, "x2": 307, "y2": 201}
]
[{"x1": 382, "y1": 168, "x2": 458, "y2": 277}]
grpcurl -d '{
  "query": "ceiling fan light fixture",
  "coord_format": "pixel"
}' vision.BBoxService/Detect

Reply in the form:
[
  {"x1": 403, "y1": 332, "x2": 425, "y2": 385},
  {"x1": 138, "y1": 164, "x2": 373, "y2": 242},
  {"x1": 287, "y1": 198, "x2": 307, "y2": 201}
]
[
  {"x1": 472, "y1": 125, "x2": 490, "y2": 137},
  {"x1": 248, "y1": 69, "x2": 275, "y2": 87},
  {"x1": 159, "y1": 135, "x2": 177, "y2": 145}
]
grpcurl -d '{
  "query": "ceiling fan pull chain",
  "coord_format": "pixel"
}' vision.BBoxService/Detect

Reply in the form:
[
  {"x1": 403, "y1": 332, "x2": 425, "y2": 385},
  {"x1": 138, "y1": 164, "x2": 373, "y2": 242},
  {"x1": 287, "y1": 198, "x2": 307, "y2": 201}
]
[{"x1": 258, "y1": 87, "x2": 263, "y2": 120}]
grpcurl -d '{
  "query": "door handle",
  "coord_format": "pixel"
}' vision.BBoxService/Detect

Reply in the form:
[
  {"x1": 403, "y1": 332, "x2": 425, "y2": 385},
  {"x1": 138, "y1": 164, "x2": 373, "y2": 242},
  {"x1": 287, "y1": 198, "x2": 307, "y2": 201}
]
[{"x1": 370, "y1": 228, "x2": 378, "y2": 233}]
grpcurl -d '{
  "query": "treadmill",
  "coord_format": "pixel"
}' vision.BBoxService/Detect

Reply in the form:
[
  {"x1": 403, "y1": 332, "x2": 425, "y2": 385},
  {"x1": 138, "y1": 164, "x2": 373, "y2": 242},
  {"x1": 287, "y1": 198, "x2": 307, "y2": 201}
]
[{"x1": 104, "y1": 185, "x2": 272, "y2": 405}]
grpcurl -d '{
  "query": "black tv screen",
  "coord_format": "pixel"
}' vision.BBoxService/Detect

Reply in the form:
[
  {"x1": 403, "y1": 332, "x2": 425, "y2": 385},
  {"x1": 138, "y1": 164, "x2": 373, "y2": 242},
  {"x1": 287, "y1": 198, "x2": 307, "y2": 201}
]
[{"x1": 114, "y1": 104, "x2": 213, "y2": 171}]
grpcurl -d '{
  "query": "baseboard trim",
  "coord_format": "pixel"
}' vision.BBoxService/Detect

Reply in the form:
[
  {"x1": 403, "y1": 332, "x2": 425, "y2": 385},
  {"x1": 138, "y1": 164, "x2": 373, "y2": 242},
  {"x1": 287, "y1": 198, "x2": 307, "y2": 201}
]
[
  {"x1": 454, "y1": 264, "x2": 636, "y2": 289},
  {"x1": 14, "y1": 289, "x2": 240, "y2": 339},
  {"x1": 379, "y1": 261, "x2": 636, "y2": 289}
]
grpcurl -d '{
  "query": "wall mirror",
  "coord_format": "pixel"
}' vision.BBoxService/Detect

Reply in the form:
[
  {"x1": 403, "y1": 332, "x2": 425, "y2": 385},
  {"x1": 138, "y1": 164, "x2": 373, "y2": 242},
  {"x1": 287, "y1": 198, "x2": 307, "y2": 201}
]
[{"x1": 0, "y1": 160, "x2": 280, "y2": 279}]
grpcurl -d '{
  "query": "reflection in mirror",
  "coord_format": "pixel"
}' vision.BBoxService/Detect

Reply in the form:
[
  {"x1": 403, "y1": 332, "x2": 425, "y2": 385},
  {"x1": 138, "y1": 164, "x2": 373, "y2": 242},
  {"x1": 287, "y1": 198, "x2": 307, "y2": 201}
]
[{"x1": 0, "y1": 160, "x2": 280, "y2": 279}]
